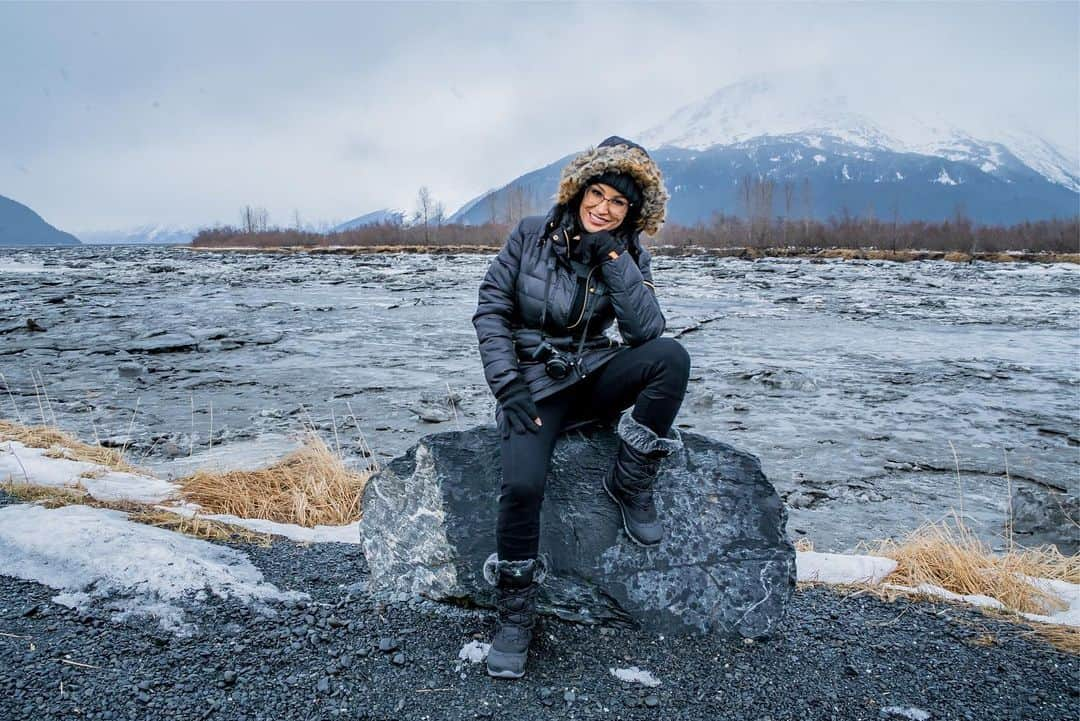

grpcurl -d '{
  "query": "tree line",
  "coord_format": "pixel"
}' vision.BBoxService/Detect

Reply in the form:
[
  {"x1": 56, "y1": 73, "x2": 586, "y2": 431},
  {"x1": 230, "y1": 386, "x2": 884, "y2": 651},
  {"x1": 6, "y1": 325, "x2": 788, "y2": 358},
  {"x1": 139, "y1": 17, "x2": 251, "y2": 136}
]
[{"x1": 192, "y1": 178, "x2": 1078, "y2": 254}]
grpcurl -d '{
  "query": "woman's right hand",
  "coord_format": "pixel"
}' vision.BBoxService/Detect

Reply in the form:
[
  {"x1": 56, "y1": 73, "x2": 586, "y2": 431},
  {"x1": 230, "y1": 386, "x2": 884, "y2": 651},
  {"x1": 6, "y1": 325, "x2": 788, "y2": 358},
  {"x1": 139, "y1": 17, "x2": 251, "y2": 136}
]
[{"x1": 495, "y1": 379, "x2": 543, "y2": 438}]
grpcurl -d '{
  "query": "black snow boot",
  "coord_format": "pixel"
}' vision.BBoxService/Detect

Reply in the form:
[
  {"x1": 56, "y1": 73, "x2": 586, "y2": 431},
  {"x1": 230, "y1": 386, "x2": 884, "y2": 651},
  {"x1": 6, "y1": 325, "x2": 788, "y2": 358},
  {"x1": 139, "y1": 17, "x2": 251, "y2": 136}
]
[
  {"x1": 602, "y1": 409, "x2": 683, "y2": 546},
  {"x1": 483, "y1": 553, "x2": 545, "y2": 679}
]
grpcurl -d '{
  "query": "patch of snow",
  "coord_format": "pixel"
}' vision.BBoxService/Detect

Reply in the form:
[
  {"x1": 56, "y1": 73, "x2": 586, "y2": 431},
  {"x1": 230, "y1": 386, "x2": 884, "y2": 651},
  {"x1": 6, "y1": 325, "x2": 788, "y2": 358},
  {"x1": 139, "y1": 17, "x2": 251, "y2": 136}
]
[
  {"x1": 883, "y1": 583, "x2": 1005, "y2": 610},
  {"x1": 458, "y1": 640, "x2": 490, "y2": 663},
  {"x1": 796, "y1": 551, "x2": 897, "y2": 584},
  {"x1": 882, "y1": 578, "x2": 1080, "y2": 628},
  {"x1": 932, "y1": 168, "x2": 958, "y2": 185},
  {"x1": 813, "y1": 154, "x2": 826, "y2": 165},
  {"x1": 842, "y1": 164, "x2": 852, "y2": 180},
  {"x1": 610, "y1": 666, "x2": 661, "y2": 687},
  {"x1": 164, "y1": 503, "x2": 362, "y2": 544},
  {"x1": 980, "y1": 161, "x2": 998, "y2": 173},
  {"x1": 895, "y1": 171, "x2": 905, "y2": 180},
  {"x1": 1, "y1": 441, "x2": 178, "y2": 503},
  {"x1": 881, "y1": 706, "x2": 931, "y2": 721},
  {"x1": 769, "y1": 156, "x2": 781, "y2": 162},
  {"x1": 1019, "y1": 576, "x2": 1080, "y2": 627},
  {"x1": 0, "y1": 504, "x2": 305, "y2": 634}
]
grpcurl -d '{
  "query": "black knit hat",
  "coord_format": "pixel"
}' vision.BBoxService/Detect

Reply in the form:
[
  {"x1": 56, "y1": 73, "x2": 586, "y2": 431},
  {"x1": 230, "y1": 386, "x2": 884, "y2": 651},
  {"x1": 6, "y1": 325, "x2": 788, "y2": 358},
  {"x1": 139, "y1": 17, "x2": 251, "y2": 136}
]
[
  {"x1": 588, "y1": 171, "x2": 642, "y2": 208},
  {"x1": 586, "y1": 136, "x2": 645, "y2": 207}
]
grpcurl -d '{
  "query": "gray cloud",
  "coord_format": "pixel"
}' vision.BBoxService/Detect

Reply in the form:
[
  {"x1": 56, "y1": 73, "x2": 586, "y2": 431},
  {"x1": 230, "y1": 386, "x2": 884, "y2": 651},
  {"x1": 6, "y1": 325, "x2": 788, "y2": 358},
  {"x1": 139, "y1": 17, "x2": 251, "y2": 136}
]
[{"x1": 1, "y1": 1, "x2": 1075, "y2": 231}]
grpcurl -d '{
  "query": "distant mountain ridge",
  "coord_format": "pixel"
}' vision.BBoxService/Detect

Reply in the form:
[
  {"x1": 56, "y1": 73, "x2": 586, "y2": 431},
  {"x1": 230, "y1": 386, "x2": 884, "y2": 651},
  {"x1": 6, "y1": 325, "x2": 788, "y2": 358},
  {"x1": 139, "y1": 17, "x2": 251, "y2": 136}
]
[
  {"x1": 332, "y1": 209, "x2": 407, "y2": 232},
  {"x1": 76, "y1": 224, "x2": 197, "y2": 245},
  {"x1": 0, "y1": 195, "x2": 80, "y2": 246},
  {"x1": 450, "y1": 75, "x2": 1079, "y2": 227}
]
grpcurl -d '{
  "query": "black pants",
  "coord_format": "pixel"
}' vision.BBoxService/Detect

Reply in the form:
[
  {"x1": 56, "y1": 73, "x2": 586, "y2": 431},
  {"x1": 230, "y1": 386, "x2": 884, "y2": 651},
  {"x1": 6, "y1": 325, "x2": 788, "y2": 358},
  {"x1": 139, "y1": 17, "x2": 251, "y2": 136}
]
[{"x1": 497, "y1": 337, "x2": 691, "y2": 561}]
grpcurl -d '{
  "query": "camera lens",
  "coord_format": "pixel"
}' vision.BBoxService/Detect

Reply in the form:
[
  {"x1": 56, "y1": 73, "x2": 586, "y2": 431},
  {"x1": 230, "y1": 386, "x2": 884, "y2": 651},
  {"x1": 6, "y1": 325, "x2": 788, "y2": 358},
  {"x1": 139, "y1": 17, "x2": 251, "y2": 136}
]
[{"x1": 545, "y1": 357, "x2": 571, "y2": 380}]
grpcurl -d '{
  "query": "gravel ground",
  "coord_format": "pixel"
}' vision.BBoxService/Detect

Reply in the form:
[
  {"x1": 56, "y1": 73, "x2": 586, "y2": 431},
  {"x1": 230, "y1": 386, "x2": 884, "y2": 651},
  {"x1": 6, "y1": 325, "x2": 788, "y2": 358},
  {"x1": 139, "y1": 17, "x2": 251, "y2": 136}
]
[{"x1": 1, "y1": 522, "x2": 1076, "y2": 721}]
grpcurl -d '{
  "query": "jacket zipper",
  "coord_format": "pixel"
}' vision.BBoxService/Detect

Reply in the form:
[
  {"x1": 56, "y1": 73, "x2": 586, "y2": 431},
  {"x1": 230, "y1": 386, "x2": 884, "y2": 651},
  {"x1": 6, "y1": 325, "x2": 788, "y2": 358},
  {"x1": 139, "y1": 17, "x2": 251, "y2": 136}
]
[{"x1": 566, "y1": 265, "x2": 597, "y2": 330}]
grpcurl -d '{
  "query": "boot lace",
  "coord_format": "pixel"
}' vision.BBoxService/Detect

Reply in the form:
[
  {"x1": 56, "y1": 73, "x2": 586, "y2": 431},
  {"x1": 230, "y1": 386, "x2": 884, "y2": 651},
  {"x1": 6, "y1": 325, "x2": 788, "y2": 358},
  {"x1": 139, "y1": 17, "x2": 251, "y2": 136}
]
[{"x1": 496, "y1": 583, "x2": 539, "y2": 629}]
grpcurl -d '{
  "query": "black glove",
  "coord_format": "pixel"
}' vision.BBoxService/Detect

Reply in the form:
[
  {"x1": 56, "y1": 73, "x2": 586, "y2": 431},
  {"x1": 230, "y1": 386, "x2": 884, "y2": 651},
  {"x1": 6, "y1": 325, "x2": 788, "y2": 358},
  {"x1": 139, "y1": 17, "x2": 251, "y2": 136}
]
[
  {"x1": 495, "y1": 378, "x2": 542, "y2": 438},
  {"x1": 578, "y1": 231, "x2": 624, "y2": 266}
]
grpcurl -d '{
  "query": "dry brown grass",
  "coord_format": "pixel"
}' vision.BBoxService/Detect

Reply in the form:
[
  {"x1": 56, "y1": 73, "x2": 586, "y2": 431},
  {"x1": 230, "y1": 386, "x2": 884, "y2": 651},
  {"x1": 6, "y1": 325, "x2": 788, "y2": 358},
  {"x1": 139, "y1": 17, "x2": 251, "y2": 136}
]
[
  {"x1": 944, "y1": 251, "x2": 973, "y2": 263},
  {"x1": 128, "y1": 509, "x2": 272, "y2": 546},
  {"x1": 872, "y1": 519, "x2": 1078, "y2": 616},
  {"x1": 2, "y1": 480, "x2": 89, "y2": 508},
  {"x1": 1026, "y1": 623, "x2": 1080, "y2": 654},
  {"x1": 178, "y1": 433, "x2": 371, "y2": 527},
  {"x1": 0, "y1": 420, "x2": 138, "y2": 473},
  {"x1": 1, "y1": 480, "x2": 270, "y2": 545}
]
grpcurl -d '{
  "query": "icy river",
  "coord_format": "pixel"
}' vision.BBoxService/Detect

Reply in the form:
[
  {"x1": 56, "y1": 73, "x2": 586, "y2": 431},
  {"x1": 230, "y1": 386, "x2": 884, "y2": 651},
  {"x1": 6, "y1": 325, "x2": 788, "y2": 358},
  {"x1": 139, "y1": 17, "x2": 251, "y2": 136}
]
[{"x1": 1, "y1": 245, "x2": 1076, "y2": 552}]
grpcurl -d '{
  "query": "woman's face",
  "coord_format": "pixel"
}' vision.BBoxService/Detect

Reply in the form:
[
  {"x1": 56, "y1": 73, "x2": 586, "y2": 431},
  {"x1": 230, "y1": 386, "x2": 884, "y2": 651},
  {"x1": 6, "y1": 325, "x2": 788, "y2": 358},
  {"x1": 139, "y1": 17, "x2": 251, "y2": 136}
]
[{"x1": 578, "y1": 183, "x2": 630, "y2": 233}]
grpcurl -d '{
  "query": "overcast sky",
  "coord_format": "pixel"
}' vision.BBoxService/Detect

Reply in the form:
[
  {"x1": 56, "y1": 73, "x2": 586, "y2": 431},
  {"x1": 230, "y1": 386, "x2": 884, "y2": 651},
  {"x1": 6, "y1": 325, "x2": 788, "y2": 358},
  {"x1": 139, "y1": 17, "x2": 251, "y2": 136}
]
[{"x1": 3, "y1": 1, "x2": 1077, "y2": 232}]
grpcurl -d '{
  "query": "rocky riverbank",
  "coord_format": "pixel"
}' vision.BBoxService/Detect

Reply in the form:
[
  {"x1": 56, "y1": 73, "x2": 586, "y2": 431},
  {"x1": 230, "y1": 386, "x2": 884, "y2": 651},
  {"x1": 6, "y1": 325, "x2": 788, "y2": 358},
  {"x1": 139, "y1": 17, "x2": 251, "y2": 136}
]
[{"x1": 0, "y1": 495, "x2": 1075, "y2": 721}]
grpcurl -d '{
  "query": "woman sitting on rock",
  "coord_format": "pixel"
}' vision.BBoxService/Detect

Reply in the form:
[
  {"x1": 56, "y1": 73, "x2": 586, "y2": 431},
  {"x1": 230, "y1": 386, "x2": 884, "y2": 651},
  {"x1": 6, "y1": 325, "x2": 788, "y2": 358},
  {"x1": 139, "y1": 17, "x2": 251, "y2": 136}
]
[{"x1": 472, "y1": 136, "x2": 691, "y2": 679}]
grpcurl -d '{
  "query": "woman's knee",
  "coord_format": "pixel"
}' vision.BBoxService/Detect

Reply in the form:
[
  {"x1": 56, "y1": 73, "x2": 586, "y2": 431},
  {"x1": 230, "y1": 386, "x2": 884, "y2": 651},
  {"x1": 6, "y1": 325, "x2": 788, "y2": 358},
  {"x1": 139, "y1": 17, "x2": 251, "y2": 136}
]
[
  {"x1": 500, "y1": 470, "x2": 546, "y2": 509},
  {"x1": 644, "y1": 337, "x2": 691, "y2": 380}
]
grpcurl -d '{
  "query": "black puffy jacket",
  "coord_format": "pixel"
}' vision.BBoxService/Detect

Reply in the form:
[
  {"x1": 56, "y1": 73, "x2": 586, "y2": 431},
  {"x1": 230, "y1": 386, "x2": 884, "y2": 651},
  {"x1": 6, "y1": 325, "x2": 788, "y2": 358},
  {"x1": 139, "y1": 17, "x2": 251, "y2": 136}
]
[{"x1": 472, "y1": 210, "x2": 666, "y2": 403}]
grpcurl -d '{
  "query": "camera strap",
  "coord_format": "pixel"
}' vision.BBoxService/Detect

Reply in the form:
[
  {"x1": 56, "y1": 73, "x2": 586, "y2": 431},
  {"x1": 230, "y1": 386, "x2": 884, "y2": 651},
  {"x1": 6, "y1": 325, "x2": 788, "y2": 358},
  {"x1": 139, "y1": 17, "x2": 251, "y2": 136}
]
[{"x1": 573, "y1": 290, "x2": 599, "y2": 378}]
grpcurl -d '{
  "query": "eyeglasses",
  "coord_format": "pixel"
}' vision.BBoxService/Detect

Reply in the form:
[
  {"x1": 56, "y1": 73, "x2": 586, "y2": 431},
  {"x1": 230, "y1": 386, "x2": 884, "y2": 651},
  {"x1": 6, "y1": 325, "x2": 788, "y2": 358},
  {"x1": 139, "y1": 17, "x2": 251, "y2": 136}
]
[{"x1": 583, "y1": 185, "x2": 630, "y2": 216}]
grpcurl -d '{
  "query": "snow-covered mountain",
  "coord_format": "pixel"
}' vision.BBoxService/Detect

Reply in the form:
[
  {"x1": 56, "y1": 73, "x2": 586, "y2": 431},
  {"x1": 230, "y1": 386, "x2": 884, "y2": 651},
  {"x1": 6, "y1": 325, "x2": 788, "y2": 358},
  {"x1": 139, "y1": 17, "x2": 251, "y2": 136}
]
[
  {"x1": 453, "y1": 74, "x2": 1078, "y2": 227},
  {"x1": 77, "y1": 224, "x2": 197, "y2": 245},
  {"x1": 639, "y1": 74, "x2": 1079, "y2": 194},
  {"x1": 332, "y1": 209, "x2": 407, "y2": 232}
]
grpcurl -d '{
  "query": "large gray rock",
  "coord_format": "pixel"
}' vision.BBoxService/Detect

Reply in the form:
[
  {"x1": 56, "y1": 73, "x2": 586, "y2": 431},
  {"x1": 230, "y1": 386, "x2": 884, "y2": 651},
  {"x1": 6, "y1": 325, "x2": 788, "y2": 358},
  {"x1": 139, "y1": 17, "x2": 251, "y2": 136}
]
[
  {"x1": 359, "y1": 424, "x2": 796, "y2": 637},
  {"x1": 1011, "y1": 486, "x2": 1079, "y2": 555}
]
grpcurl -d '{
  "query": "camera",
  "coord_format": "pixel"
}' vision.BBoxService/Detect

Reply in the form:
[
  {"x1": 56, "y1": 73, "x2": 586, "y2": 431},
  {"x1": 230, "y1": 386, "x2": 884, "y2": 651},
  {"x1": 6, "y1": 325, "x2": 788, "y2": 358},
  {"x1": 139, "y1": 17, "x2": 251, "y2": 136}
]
[{"x1": 530, "y1": 341, "x2": 575, "y2": 380}]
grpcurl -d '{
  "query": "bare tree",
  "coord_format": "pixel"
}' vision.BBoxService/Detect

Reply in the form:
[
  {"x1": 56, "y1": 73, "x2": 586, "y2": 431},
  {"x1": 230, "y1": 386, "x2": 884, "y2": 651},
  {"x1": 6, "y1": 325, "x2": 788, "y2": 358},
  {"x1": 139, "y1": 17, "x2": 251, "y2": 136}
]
[
  {"x1": 414, "y1": 186, "x2": 434, "y2": 244},
  {"x1": 801, "y1": 178, "x2": 812, "y2": 245},
  {"x1": 506, "y1": 185, "x2": 530, "y2": 226},
  {"x1": 241, "y1": 205, "x2": 270, "y2": 233},
  {"x1": 783, "y1": 181, "x2": 794, "y2": 245},
  {"x1": 891, "y1": 197, "x2": 900, "y2": 252},
  {"x1": 754, "y1": 177, "x2": 775, "y2": 245},
  {"x1": 737, "y1": 175, "x2": 754, "y2": 244}
]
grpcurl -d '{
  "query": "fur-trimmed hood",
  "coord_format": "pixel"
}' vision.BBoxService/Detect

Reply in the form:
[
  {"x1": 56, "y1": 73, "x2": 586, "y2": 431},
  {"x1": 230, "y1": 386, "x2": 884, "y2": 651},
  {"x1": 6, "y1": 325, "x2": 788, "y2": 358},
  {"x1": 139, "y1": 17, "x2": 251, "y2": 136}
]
[{"x1": 555, "y1": 137, "x2": 669, "y2": 236}]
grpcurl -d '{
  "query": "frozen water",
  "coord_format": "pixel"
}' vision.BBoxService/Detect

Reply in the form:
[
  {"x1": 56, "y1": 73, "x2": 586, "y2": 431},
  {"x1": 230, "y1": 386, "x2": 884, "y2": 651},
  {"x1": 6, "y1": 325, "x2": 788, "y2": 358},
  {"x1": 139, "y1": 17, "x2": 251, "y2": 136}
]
[
  {"x1": 0, "y1": 504, "x2": 305, "y2": 633},
  {"x1": 1, "y1": 245, "x2": 1077, "y2": 552}
]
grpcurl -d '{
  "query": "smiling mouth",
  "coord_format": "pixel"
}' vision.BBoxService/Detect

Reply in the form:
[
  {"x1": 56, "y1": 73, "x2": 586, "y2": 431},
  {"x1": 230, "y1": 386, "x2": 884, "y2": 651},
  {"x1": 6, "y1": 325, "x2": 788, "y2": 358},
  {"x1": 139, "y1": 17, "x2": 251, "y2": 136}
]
[{"x1": 587, "y1": 212, "x2": 608, "y2": 225}]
